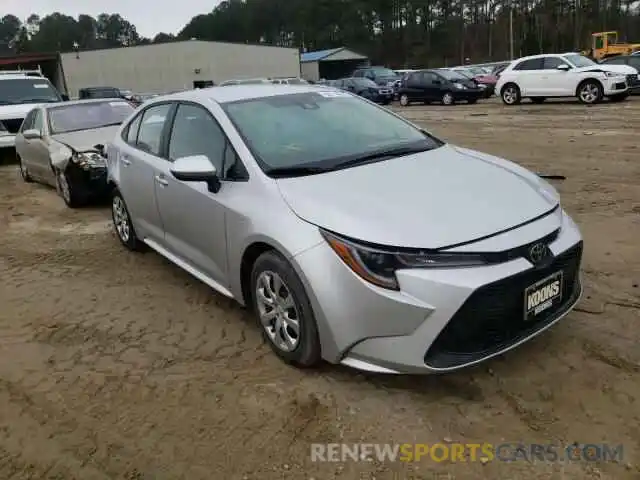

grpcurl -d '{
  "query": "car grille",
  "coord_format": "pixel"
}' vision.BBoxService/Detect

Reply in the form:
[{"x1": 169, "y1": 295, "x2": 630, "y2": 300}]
[
  {"x1": 626, "y1": 74, "x2": 639, "y2": 86},
  {"x1": 379, "y1": 89, "x2": 392, "y2": 94},
  {"x1": 0, "y1": 118, "x2": 24, "y2": 134},
  {"x1": 424, "y1": 241, "x2": 583, "y2": 369}
]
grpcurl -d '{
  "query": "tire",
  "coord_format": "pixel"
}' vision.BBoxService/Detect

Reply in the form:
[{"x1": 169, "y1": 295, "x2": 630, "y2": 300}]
[
  {"x1": 530, "y1": 97, "x2": 546, "y2": 104},
  {"x1": 250, "y1": 251, "x2": 322, "y2": 368},
  {"x1": 501, "y1": 83, "x2": 521, "y2": 105},
  {"x1": 577, "y1": 80, "x2": 603, "y2": 104},
  {"x1": 54, "y1": 168, "x2": 83, "y2": 208},
  {"x1": 441, "y1": 92, "x2": 455, "y2": 105},
  {"x1": 111, "y1": 189, "x2": 144, "y2": 251},
  {"x1": 609, "y1": 93, "x2": 628, "y2": 102},
  {"x1": 399, "y1": 93, "x2": 410, "y2": 106},
  {"x1": 18, "y1": 154, "x2": 33, "y2": 182}
]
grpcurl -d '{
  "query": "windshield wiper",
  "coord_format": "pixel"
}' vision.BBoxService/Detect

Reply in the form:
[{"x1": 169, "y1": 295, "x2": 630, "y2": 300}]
[
  {"x1": 265, "y1": 165, "x2": 331, "y2": 178},
  {"x1": 331, "y1": 143, "x2": 435, "y2": 171}
]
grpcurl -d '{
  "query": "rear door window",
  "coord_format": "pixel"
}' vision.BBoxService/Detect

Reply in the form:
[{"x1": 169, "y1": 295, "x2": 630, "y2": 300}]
[{"x1": 514, "y1": 58, "x2": 543, "y2": 70}]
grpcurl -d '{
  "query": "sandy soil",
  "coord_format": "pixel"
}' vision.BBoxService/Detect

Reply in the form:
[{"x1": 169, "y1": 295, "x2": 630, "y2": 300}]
[{"x1": 0, "y1": 97, "x2": 639, "y2": 480}]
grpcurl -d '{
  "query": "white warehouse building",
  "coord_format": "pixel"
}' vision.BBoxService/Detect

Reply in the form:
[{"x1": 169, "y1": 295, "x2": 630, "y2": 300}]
[{"x1": 57, "y1": 40, "x2": 301, "y2": 96}]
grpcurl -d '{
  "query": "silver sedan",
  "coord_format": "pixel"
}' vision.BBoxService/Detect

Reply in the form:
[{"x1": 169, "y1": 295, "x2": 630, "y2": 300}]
[
  {"x1": 15, "y1": 98, "x2": 135, "y2": 207},
  {"x1": 106, "y1": 85, "x2": 583, "y2": 374}
]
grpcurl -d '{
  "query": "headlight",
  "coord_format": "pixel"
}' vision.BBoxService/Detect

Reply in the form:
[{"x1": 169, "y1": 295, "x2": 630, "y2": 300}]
[
  {"x1": 604, "y1": 71, "x2": 623, "y2": 78},
  {"x1": 73, "y1": 152, "x2": 106, "y2": 169},
  {"x1": 321, "y1": 230, "x2": 489, "y2": 290},
  {"x1": 454, "y1": 83, "x2": 465, "y2": 89}
]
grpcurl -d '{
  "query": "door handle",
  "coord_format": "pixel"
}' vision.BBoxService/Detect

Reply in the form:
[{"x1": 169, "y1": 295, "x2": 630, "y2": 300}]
[
  {"x1": 155, "y1": 175, "x2": 168, "y2": 186},
  {"x1": 121, "y1": 155, "x2": 131, "y2": 165}
]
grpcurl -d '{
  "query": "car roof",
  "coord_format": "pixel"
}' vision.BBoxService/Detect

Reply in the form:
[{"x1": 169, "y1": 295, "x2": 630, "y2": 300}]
[
  {"x1": 149, "y1": 84, "x2": 335, "y2": 104},
  {"x1": 44, "y1": 98, "x2": 131, "y2": 110}
]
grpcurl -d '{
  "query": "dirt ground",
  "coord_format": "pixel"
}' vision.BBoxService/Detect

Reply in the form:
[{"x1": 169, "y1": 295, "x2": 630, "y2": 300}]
[{"x1": 0, "y1": 97, "x2": 639, "y2": 480}]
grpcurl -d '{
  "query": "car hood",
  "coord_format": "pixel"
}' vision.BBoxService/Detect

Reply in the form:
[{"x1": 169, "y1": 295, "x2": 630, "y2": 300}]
[
  {"x1": 51, "y1": 125, "x2": 120, "y2": 152},
  {"x1": 475, "y1": 74, "x2": 498, "y2": 84},
  {"x1": 0, "y1": 102, "x2": 45, "y2": 121},
  {"x1": 579, "y1": 64, "x2": 637, "y2": 74},
  {"x1": 276, "y1": 145, "x2": 560, "y2": 249}
]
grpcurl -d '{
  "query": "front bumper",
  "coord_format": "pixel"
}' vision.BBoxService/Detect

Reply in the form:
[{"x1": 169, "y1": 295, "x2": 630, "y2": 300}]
[
  {"x1": 67, "y1": 164, "x2": 110, "y2": 198},
  {"x1": 603, "y1": 76, "x2": 629, "y2": 95},
  {"x1": 0, "y1": 134, "x2": 16, "y2": 149},
  {"x1": 293, "y1": 210, "x2": 583, "y2": 374}
]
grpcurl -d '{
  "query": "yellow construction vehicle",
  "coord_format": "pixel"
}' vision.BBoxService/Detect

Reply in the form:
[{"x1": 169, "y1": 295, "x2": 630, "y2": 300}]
[{"x1": 583, "y1": 31, "x2": 640, "y2": 60}]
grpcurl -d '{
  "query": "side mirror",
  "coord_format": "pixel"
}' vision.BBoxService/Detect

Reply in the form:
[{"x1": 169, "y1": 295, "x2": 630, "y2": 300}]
[
  {"x1": 170, "y1": 154, "x2": 220, "y2": 193},
  {"x1": 61, "y1": 94, "x2": 70, "y2": 101},
  {"x1": 556, "y1": 64, "x2": 570, "y2": 71},
  {"x1": 22, "y1": 129, "x2": 41, "y2": 140}
]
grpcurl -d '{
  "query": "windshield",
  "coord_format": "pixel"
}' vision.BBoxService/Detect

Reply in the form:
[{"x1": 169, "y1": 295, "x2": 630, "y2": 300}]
[
  {"x1": 564, "y1": 54, "x2": 596, "y2": 68},
  {"x1": 371, "y1": 68, "x2": 398, "y2": 78},
  {"x1": 48, "y1": 100, "x2": 135, "y2": 134},
  {"x1": 438, "y1": 70, "x2": 468, "y2": 81},
  {"x1": 0, "y1": 78, "x2": 61, "y2": 104},
  {"x1": 222, "y1": 91, "x2": 441, "y2": 174}
]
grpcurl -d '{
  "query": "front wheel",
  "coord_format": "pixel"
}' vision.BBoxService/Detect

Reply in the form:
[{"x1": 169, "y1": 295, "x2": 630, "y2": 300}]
[
  {"x1": 577, "y1": 80, "x2": 603, "y2": 104},
  {"x1": 251, "y1": 251, "x2": 322, "y2": 368},
  {"x1": 55, "y1": 168, "x2": 83, "y2": 208},
  {"x1": 399, "y1": 93, "x2": 410, "y2": 106}
]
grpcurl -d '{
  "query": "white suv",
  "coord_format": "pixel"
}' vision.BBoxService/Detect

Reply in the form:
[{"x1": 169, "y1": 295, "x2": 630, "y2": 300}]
[
  {"x1": 496, "y1": 52, "x2": 638, "y2": 105},
  {"x1": 0, "y1": 71, "x2": 65, "y2": 149}
]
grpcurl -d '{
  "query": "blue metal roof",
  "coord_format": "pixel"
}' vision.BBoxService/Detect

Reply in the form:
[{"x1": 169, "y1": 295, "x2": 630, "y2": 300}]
[{"x1": 300, "y1": 48, "x2": 344, "y2": 63}]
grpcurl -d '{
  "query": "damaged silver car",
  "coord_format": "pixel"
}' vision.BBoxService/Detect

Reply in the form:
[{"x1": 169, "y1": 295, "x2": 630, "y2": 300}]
[{"x1": 15, "y1": 98, "x2": 136, "y2": 207}]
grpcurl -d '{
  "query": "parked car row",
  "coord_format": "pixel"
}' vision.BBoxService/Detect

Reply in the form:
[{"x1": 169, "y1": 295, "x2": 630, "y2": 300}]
[{"x1": 12, "y1": 83, "x2": 585, "y2": 375}]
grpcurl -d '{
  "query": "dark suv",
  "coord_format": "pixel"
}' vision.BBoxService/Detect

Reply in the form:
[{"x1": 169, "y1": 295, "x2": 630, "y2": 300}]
[
  {"x1": 397, "y1": 69, "x2": 483, "y2": 106},
  {"x1": 79, "y1": 86, "x2": 124, "y2": 100},
  {"x1": 352, "y1": 67, "x2": 400, "y2": 89},
  {"x1": 599, "y1": 55, "x2": 640, "y2": 94}
]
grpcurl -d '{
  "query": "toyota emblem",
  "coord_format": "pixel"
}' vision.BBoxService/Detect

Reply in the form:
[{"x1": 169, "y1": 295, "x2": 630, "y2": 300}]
[{"x1": 528, "y1": 243, "x2": 548, "y2": 264}]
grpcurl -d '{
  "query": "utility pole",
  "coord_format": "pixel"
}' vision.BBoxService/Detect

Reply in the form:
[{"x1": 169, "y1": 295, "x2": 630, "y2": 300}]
[{"x1": 509, "y1": 0, "x2": 514, "y2": 59}]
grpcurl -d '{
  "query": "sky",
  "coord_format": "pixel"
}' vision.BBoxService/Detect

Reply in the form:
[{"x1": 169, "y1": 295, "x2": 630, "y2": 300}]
[{"x1": 4, "y1": 0, "x2": 219, "y2": 38}]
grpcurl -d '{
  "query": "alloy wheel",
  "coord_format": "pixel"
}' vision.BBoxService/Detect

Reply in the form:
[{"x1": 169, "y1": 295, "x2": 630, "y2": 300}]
[
  {"x1": 579, "y1": 83, "x2": 600, "y2": 104},
  {"x1": 56, "y1": 170, "x2": 71, "y2": 204},
  {"x1": 255, "y1": 270, "x2": 300, "y2": 352},
  {"x1": 442, "y1": 93, "x2": 454, "y2": 105},
  {"x1": 503, "y1": 87, "x2": 518, "y2": 104},
  {"x1": 399, "y1": 94, "x2": 409, "y2": 106},
  {"x1": 112, "y1": 195, "x2": 130, "y2": 243}
]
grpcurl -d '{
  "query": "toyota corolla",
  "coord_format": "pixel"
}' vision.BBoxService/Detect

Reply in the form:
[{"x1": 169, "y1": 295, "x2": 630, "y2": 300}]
[{"x1": 106, "y1": 85, "x2": 583, "y2": 374}]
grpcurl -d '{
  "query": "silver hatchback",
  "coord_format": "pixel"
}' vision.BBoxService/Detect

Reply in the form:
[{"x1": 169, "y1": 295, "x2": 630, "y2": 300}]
[{"x1": 107, "y1": 85, "x2": 583, "y2": 374}]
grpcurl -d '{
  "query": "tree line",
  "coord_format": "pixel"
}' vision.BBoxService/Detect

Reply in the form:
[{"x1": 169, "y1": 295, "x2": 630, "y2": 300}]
[{"x1": 1, "y1": 1, "x2": 640, "y2": 68}]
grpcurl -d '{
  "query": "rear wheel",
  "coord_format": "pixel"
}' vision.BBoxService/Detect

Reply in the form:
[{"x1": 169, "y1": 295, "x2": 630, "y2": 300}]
[
  {"x1": 18, "y1": 154, "x2": 32, "y2": 182},
  {"x1": 577, "y1": 80, "x2": 603, "y2": 104},
  {"x1": 501, "y1": 83, "x2": 521, "y2": 105},
  {"x1": 441, "y1": 92, "x2": 455, "y2": 105},
  {"x1": 111, "y1": 189, "x2": 144, "y2": 251}
]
